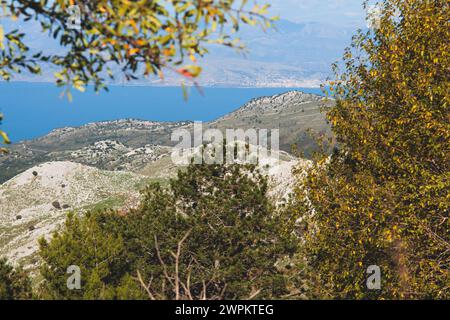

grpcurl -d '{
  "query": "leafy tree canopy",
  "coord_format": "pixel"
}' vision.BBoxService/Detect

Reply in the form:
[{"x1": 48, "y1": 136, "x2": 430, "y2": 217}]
[
  {"x1": 0, "y1": 0, "x2": 276, "y2": 91},
  {"x1": 0, "y1": 258, "x2": 33, "y2": 300},
  {"x1": 293, "y1": 0, "x2": 449, "y2": 299},
  {"x1": 0, "y1": 113, "x2": 10, "y2": 153}
]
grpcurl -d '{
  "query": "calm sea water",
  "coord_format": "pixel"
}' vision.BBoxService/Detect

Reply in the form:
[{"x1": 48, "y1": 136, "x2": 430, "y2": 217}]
[{"x1": 0, "y1": 82, "x2": 322, "y2": 143}]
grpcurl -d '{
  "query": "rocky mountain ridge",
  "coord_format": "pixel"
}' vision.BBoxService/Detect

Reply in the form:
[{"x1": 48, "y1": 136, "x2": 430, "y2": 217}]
[
  {"x1": 0, "y1": 90, "x2": 332, "y2": 183},
  {"x1": 215, "y1": 91, "x2": 326, "y2": 121}
]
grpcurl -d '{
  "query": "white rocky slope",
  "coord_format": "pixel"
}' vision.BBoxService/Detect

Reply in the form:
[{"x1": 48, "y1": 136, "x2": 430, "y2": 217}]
[
  {"x1": 0, "y1": 161, "x2": 147, "y2": 268},
  {"x1": 169, "y1": 141, "x2": 309, "y2": 204},
  {"x1": 0, "y1": 148, "x2": 307, "y2": 271}
]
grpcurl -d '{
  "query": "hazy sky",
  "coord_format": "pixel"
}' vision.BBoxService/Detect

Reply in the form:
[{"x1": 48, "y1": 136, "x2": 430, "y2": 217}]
[{"x1": 268, "y1": 0, "x2": 367, "y2": 26}]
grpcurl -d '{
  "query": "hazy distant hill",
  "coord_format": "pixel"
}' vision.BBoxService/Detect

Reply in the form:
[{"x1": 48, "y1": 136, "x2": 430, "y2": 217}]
[
  {"x1": 2, "y1": 19, "x2": 354, "y2": 87},
  {"x1": 0, "y1": 91, "x2": 333, "y2": 183}
]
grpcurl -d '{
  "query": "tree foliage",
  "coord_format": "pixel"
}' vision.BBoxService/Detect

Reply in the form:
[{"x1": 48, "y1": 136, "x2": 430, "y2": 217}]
[
  {"x1": 38, "y1": 212, "x2": 140, "y2": 299},
  {"x1": 38, "y1": 163, "x2": 297, "y2": 300},
  {"x1": 0, "y1": 113, "x2": 10, "y2": 153},
  {"x1": 0, "y1": 0, "x2": 275, "y2": 145},
  {"x1": 0, "y1": 0, "x2": 276, "y2": 91},
  {"x1": 293, "y1": 0, "x2": 449, "y2": 299},
  {"x1": 0, "y1": 258, "x2": 33, "y2": 300}
]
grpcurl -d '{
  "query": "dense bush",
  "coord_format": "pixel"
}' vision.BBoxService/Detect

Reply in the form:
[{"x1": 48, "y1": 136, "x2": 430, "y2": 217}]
[
  {"x1": 0, "y1": 258, "x2": 33, "y2": 300},
  {"x1": 38, "y1": 163, "x2": 297, "y2": 300},
  {"x1": 291, "y1": 0, "x2": 449, "y2": 299}
]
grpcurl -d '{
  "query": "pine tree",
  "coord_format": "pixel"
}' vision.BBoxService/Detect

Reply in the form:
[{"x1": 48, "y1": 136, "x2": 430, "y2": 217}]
[
  {"x1": 38, "y1": 212, "x2": 144, "y2": 299},
  {"x1": 130, "y1": 163, "x2": 297, "y2": 299},
  {"x1": 38, "y1": 163, "x2": 297, "y2": 300},
  {"x1": 0, "y1": 258, "x2": 33, "y2": 300}
]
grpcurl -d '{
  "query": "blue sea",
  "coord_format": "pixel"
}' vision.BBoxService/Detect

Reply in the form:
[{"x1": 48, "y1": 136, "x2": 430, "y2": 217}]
[{"x1": 0, "y1": 82, "x2": 323, "y2": 143}]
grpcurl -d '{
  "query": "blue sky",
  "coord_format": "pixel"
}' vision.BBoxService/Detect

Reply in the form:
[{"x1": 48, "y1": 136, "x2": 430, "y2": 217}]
[{"x1": 268, "y1": 0, "x2": 367, "y2": 27}]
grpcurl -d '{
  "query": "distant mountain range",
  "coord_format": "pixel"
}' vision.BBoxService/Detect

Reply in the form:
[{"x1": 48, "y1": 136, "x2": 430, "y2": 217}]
[
  {"x1": 0, "y1": 91, "x2": 333, "y2": 183},
  {"x1": 2, "y1": 19, "x2": 357, "y2": 87}
]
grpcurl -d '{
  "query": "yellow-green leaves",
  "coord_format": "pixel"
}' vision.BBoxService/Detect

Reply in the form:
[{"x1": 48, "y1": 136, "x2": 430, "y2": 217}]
[
  {"x1": 297, "y1": 0, "x2": 450, "y2": 300},
  {"x1": 241, "y1": 15, "x2": 257, "y2": 26},
  {"x1": 0, "y1": 25, "x2": 4, "y2": 49},
  {"x1": 0, "y1": 113, "x2": 10, "y2": 153},
  {"x1": 0, "y1": 1, "x2": 275, "y2": 145},
  {"x1": 178, "y1": 65, "x2": 202, "y2": 78},
  {"x1": 0, "y1": 130, "x2": 10, "y2": 145},
  {"x1": 73, "y1": 79, "x2": 86, "y2": 93},
  {"x1": 1, "y1": 0, "x2": 275, "y2": 92}
]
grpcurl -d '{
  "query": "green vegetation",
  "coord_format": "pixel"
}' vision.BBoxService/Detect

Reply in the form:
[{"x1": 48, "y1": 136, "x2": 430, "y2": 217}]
[
  {"x1": 36, "y1": 162, "x2": 298, "y2": 300},
  {"x1": 0, "y1": 113, "x2": 9, "y2": 154},
  {"x1": 0, "y1": 94, "x2": 329, "y2": 184},
  {"x1": 86, "y1": 195, "x2": 126, "y2": 213},
  {"x1": 0, "y1": 1, "x2": 276, "y2": 89},
  {"x1": 290, "y1": 0, "x2": 449, "y2": 299},
  {"x1": 1, "y1": 0, "x2": 448, "y2": 300},
  {"x1": 0, "y1": 258, "x2": 33, "y2": 300}
]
